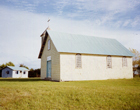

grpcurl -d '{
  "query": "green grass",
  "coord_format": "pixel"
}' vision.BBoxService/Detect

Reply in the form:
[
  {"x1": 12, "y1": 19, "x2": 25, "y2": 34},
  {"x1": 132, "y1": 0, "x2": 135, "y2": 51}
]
[{"x1": 0, "y1": 77, "x2": 140, "y2": 110}]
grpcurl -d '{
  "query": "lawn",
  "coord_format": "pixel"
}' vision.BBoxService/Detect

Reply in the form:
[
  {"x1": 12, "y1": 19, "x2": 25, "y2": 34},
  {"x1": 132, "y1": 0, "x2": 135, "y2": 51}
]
[{"x1": 0, "y1": 77, "x2": 140, "y2": 110}]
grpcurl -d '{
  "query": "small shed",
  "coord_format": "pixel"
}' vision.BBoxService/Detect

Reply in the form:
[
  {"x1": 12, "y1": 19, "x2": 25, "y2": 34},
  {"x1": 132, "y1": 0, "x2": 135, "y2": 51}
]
[{"x1": 2, "y1": 66, "x2": 29, "y2": 78}]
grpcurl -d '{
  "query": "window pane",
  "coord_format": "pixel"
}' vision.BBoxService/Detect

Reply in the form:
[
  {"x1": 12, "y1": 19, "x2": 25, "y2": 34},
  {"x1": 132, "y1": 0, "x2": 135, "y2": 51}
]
[
  {"x1": 107, "y1": 56, "x2": 112, "y2": 68},
  {"x1": 48, "y1": 40, "x2": 50, "y2": 50},
  {"x1": 76, "y1": 54, "x2": 81, "y2": 68},
  {"x1": 122, "y1": 56, "x2": 127, "y2": 67}
]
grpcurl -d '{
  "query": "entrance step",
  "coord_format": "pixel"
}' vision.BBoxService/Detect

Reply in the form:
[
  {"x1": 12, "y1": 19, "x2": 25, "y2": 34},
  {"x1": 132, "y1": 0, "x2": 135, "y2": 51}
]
[
  {"x1": 44, "y1": 77, "x2": 59, "y2": 82},
  {"x1": 44, "y1": 77, "x2": 51, "y2": 81}
]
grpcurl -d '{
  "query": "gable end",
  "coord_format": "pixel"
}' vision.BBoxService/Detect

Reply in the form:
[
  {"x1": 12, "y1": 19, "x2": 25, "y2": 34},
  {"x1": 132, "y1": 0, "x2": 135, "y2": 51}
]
[{"x1": 2, "y1": 67, "x2": 13, "y2": 71}]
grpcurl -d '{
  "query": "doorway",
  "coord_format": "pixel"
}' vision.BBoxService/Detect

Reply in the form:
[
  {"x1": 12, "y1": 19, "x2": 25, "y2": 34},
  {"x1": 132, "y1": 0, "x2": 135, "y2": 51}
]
[
  {"x1": 20, "y1": 71, "x2": 22, "y2": 78},
  {"x1": 47, "y1": 61, "x2": 51, "y2": 78}
]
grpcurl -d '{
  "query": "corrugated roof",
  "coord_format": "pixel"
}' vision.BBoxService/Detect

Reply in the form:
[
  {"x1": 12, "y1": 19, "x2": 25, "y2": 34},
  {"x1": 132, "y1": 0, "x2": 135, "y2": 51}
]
[
  {"x1": 47, "y1": 30, "x2": 134, "y2": 57},
  {"x1": 7, "y1": 66, "x2": 29, "y2": 71}
]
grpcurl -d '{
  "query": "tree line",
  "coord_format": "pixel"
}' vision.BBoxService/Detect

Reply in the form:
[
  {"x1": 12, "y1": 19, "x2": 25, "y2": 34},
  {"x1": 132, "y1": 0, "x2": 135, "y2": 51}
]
[
  {"x1": 0, "y1": 62, "x2": 40, "y2": 77},
  {"x1": 129, "y1": 48, "x2": 140, "y2": 67}
]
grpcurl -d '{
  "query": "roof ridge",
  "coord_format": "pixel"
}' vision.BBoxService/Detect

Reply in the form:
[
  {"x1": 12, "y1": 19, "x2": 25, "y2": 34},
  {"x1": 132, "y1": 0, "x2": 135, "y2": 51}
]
[
  {"x1": 47, "y1": 30, "x2": 116, "y2": 40},
  {"x1": 7, "y1": 66, "x2": 29, "y2": 70}
]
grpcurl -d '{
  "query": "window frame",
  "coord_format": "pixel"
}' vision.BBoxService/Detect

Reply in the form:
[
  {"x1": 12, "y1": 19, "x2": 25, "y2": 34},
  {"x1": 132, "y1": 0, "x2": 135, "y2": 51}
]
[
  {"x1": 6, "y1": 71, "x2": 9, "y2": 74},
  {"x1": 122, "y1": 56, "x2": 127, "y2": 67},
  {"x1": 16, "y1": 71, "x2": 18, "y2": 74},
  {"x1": 23, "y1": 71, "x2": 26, "y2": 74},
  {"x1": 75, "y1": 53, "x2": 82, "y2": 68},
  {"x1": 106, "y1": 55, "x2": 112, "y2": 68},
  {"x1": 48, "y1": 39, "x2": 51, "y2": 50}
]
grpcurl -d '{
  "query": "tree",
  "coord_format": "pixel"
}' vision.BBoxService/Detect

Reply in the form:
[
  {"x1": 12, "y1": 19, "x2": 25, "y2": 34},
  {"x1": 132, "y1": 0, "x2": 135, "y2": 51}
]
[
  {"x1": 0, "y1": 64, "x2": 6, "y2": 77},
  {"x1": 0, "y1": 62, "x2": 15, "y2": 70},
  {"x1": 6, "y1": 62, "x2": 15, "y2": 66},
  {"x1": 28, "y1": 68, "x2": 40, "y2": 77},
  {"x1": 130, "y1": 48, "x2": 140, "y2": 77},
  {"x1": 30, "y1": 68, "x2": 34, "y2": 71},
  {"x1": 19, "y1": 64, "x2": 29, "y2": 69},
  {"x1": 138, "y1": 60, "x2": 140, "y2": 67},
  {"x1": 0, "y1": 64, "x2": 6, "y2": 70},
  {"x1": 129, "y1": 48, "x2": 140, "y2": 66}
]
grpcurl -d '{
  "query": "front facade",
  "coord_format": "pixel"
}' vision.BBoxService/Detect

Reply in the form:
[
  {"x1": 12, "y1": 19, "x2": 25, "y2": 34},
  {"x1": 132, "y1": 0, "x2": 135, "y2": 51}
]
[
  {"x1": 40, "y1": 34, "x2": 60, "y2": 81},
  {"x1": 38, "y1": 30, "x2": 134, "y2": 81},
  {"x1": 2, "y1": 66, "x2": 28, "y2": 78}
]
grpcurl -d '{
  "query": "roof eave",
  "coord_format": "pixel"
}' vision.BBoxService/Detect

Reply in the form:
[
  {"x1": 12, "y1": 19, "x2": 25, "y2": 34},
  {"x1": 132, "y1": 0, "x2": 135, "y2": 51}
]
[
  {"x1": 38, "y1": 31, "x2": 49, "y2": 58},
  {"x1": 58, "y1": 52, "x2": 134, "y2": 57}
]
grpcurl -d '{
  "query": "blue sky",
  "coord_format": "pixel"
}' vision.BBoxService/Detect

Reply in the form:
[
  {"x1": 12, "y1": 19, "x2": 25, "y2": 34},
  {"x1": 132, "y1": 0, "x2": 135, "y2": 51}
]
[{"x1": 0, "y1": 0, "x2": 140, "y2": 69}]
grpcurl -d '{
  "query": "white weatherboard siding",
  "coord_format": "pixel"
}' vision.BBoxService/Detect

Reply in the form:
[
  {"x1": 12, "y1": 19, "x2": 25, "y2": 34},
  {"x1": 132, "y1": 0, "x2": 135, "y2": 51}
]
[
  {"x1": 41, "y1": 35, "x2": 60, "y2": 81},
  {"x1": 22, "y1": 71, "x2": 28, "y2": 78},
  {"x1": 60, "y1": 53, "x2": 133, "y2": 81},
  {"x1": 12, "y1": 71, "x2": 28, "y2": 78},
  {"x1": 12, "y1": 71, "x2": 20, "y2": 78}
]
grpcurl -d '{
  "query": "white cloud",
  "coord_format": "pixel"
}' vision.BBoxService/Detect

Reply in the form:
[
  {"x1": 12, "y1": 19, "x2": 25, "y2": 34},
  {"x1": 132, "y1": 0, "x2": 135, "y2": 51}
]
[
  {"x1": 48, "y1": 0, "x2": 140, "y2": 30},
  {"x1": 131, "y1": 16, "x2": 140, "y2": 27},
  {"x1": 0, "y1": 4, "x2": 140, "y2": 69},
  {"x1": 123, "y1": 20, "x2": 131, "y2": 27},
  {"x1": 84, "y1": 0, "x2": 140, "y2": 12},
  {"x1": 3, "y1": 0, "x2": 140, "y2": 30}
]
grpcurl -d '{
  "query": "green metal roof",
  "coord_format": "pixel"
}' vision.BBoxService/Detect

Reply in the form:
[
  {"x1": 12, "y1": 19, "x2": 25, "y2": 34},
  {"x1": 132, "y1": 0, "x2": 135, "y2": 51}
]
[
  {"x1": 7, "y1": 66, "x2": 29, "y2": 71},
  {"x1": 47, "y1": 30, "x2": 134, "y2": 56}
]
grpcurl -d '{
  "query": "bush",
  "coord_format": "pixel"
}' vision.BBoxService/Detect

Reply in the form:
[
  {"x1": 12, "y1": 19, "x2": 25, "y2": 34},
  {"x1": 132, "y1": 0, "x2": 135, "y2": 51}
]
[
  {"x1": 28, "y1": 69, "x2": 40, "y2": 77},
  {"x1": 0, "y1": 70, "x2": 2, "y2": 77}
]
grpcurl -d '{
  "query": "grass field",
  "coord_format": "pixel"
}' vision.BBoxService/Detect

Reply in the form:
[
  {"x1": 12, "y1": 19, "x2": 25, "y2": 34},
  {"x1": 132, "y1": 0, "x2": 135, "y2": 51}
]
[{"x1": 0, "y1": 77, "x2": 140, "y2": 110}]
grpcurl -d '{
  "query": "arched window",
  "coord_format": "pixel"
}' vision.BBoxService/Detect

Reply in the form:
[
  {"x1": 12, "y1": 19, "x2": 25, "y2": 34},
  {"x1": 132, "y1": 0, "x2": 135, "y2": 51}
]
[
  {"x1": 76, "y1": 53, "x2": 82, "y2": 68},
  {"x1": 48, "y1": 39, "x2": 51, "y2": 50},
  {"x1": 122, "y1": 56, "x2": 127, "y2": 67},
  {"x1": 107, "y1": 55, "x2": 112, "y2": 68}
]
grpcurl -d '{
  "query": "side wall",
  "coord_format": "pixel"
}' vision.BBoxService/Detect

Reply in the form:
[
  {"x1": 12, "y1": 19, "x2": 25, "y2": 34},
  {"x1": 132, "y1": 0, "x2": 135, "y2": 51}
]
[
  {"x1": 2, "y1": 68, "x2": 12, "y2": 78},
  {"x1": 41, "y1": 35, "x2": 60, "y2": 81},
  {"x1": 60, "y1": 53, "x2": 133, "y2": 81},
  {"x1": 12, "y1": 71, "x2": 28, "y2": 78}
]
